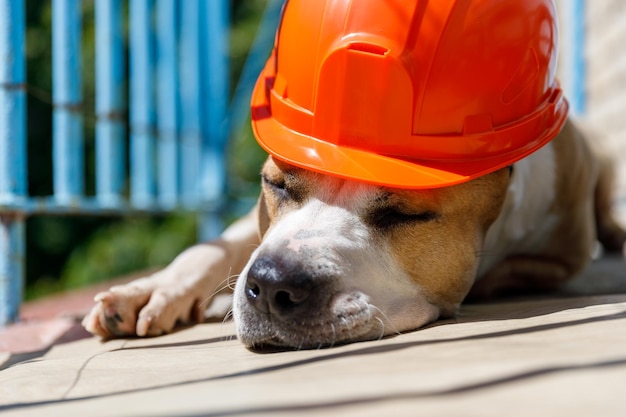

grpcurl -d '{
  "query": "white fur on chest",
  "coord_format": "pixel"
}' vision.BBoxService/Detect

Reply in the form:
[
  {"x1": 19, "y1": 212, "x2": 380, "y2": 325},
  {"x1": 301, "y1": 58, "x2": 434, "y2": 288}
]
[{"x1": 477, "y1": 143, "x2": 558, "y2": 278}]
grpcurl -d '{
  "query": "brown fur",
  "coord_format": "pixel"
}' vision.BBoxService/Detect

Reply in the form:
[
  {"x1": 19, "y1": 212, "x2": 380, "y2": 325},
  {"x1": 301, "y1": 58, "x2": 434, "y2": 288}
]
[
  {"x1": 385, "y1": 169, "x2": 510, "y2": 314},
  {"x1": 469, "y1": 120, "x2": 624, "y2": 298},
  {"x1": 83, "y1": 118, "x2": 626, "y2": 346},
  {"x1": 257, "y1": 156, "x2": 510, "y2": 317}
]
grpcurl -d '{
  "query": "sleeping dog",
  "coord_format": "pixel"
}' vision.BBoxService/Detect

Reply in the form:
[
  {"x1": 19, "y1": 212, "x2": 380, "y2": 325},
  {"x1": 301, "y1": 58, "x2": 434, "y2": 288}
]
[{"x1": 82, "y1": 119, "x2": 626, "y2": 348}]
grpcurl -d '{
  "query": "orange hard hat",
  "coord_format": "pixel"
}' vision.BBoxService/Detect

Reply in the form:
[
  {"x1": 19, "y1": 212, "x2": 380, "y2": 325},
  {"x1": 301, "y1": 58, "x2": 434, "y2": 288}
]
[{"x1": 251, "y1": 0, "x2": 569, "y2": 189}]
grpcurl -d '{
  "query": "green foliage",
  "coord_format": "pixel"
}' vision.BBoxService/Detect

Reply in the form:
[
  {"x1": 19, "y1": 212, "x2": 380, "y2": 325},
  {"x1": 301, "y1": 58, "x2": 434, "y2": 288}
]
[
  {"x1": 228, "y1": 0, "x2": 269, "y2": 199},
  {"x1": 228, "y1": 114, "x2": 266, "y2": 199},
  {"x1": 26, "y1": 214, "x2": 197, "y2": 299},
  {"x1": 61, "y1": 214, "x2": 197, "y2": 288}
]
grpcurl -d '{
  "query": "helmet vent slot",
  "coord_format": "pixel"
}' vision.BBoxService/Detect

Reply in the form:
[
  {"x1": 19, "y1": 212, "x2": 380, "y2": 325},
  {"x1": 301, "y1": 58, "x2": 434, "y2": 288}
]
[{"x1": 347, "y1": 42, "x2": 389, "y2": 56}]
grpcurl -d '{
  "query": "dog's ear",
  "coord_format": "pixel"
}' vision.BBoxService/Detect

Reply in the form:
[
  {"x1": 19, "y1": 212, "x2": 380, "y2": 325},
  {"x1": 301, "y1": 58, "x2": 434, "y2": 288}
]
[{"x1": 256, "y1": 189, "x2": 271, "y2": 239}]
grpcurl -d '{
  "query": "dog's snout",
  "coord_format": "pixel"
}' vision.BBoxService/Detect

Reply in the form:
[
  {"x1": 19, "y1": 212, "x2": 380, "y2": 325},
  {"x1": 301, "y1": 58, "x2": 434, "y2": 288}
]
[{"x1": 245, "y1": 256, "x2": 313, "y2": 318}]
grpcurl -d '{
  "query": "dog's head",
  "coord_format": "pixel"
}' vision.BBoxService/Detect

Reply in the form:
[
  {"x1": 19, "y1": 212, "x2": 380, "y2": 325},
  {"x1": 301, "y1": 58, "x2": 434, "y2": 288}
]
[{"x1": 233, "y1": 157, "x2": 510, "y2": 349}]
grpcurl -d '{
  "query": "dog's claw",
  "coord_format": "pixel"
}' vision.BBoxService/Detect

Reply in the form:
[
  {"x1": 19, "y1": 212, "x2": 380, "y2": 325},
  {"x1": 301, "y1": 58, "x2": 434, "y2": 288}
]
[
  {"x1": 93, "y1": 292, "x2": 107, "y2": 303},
  {"x1": 136, "y1": 315, "x2": 152, "y2": 337},
  {"x1": 83, "y1": 282, "x2": 205, "y2": 339},
  {"x1": 83, "y1": 289, "x2": 149, "y2": 338}
]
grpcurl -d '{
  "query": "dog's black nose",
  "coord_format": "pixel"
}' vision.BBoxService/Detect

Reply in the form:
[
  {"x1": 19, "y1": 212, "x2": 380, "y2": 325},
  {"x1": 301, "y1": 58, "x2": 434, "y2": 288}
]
[{"x1": 245, "y1": 256, "x2": 313, "y2": 318}]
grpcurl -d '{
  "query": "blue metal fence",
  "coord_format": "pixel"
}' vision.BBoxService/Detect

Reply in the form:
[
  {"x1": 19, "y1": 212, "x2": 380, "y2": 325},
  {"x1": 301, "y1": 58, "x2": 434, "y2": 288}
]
[{"x1": 0, "y1": 0, "x2": 283, "y2": 325}]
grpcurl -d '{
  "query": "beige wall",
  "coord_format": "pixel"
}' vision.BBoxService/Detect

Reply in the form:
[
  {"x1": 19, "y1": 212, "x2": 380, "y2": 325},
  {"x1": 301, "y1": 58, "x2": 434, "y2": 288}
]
[{"x1": 556, "y1": 0, "x2": 626, "y2": 225}]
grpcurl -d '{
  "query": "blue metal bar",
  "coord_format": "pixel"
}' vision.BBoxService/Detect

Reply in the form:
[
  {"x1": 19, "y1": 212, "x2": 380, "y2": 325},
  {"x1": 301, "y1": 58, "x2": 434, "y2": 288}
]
[
  {"x1": 229, "y1": 0, "x2": 284, "y2": 139},
  {"x1": 179, "y1": 0, "x2": 202, "y2": 209},
  {"x1": 566, "y1": 0, "x2": 586, "y2": 116},
  {"x1": 52, "y1": 0, "x2": 84, "y2": 204},
  {"x1": 202, "y1": 0, "x2": 229, "y2": 199},
  {"x1": 129, "y1": 0, "x2": 156, "y2": 208},
  {"x1": 199, "y1": 0, "x2": 230, "y2": 240},
  {"x1": 95, "y1": 0, "x2": 125, "y2": 207},
  {"x1": 0, "y1": 0, "x2": 26, "y2": 325},
  {"x1": 0, "y1": 216, "x2": 25, "y2": 325},
  {"x1": 156, "y1": 0, "x2": 179, "y2": 209},
  {"x1": 0, "y1": 0, "x2": 27, "y2": 203}
]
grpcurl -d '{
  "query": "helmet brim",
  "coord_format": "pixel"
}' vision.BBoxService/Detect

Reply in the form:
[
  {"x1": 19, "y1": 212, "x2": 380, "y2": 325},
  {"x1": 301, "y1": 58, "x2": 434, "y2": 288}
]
[{"x1": 250, "y1": 67, "x2": 569, "y2": 190}]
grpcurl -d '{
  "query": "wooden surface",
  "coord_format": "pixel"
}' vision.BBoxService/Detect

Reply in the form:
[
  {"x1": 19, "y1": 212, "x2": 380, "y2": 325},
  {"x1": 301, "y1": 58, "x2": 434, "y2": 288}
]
[{"x1": 1, "y1": 292, "x2": 625, "y2": 417}]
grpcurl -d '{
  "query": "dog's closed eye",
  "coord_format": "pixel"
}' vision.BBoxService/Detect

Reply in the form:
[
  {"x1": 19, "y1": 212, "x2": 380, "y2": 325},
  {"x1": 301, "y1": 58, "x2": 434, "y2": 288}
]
[
  {"x1": 369, "y1": 207, "x2": 439, "y2": 230},
  {"x1": 262, "y1": 174, "x2": 285, "y2": 191},
  {"x1": 262, "y1": 173, "x2": 302, "y2": 202}
]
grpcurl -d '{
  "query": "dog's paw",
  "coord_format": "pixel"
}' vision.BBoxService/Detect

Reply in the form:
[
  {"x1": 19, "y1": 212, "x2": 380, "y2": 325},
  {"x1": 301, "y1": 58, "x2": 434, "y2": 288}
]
[
  {"x1": 82, "y1": 285, "x2": 151, "y2": 338},
  {"x1": 82, "y1": 282, "x2": 205, "y2": 338}
]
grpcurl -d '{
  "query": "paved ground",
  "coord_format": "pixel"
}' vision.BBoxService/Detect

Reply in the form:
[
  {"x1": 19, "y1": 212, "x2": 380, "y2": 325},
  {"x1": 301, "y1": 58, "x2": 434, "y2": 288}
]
[
  {"x1": 0, "y1": 275, "x2": 135, "y2": 366},
  {"x1": 0, "y1": 255, "x2": 625, "y2": 416}
]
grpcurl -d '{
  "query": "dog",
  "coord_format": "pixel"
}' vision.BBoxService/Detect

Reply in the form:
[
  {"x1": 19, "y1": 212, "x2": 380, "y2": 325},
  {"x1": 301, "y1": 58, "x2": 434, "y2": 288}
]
[{"x1": 82, "y1": 118, "x2": 626, "y2": 349}]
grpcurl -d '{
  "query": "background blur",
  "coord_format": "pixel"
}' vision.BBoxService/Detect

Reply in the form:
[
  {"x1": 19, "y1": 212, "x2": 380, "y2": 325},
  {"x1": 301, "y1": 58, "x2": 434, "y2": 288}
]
[
  {"x1": 24, "y1": 0, "x2": 268, "y2": 299},
  {"x1": 22, "y1": 0, "x2": 626, "y2": 300}
]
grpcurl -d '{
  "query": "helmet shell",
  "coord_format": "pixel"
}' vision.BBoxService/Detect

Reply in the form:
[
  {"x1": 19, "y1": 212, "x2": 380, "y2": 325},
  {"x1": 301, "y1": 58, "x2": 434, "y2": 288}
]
[{"x1": 251, "y1": 0, "x2": 568, "y2": 189}]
